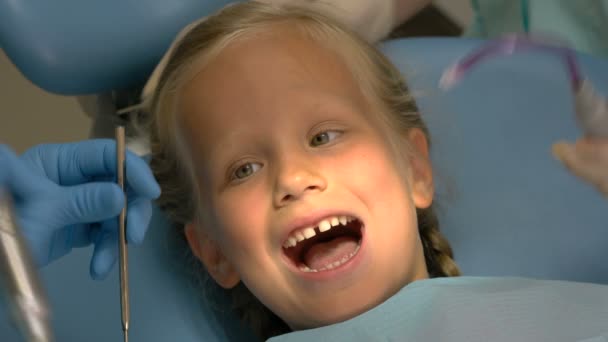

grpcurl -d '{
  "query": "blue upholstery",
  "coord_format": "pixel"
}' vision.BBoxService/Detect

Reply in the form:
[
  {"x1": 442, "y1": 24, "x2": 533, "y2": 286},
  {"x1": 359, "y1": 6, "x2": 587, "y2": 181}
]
[
  {"x1": 0, "y1": 0, "x2": 235, "y2": 94},
  {"x1": 1, "y1": 7, "x2": 608, "y2": 340},
  {"x1": 384, "y1": 39, "x2": 608, "y2": 283}
]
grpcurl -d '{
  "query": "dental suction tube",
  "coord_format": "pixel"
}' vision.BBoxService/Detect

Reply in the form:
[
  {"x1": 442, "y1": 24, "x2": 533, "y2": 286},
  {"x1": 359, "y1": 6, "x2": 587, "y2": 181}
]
[{"x1": 0, "y1": 189, "x2": 53, "y2": 342}]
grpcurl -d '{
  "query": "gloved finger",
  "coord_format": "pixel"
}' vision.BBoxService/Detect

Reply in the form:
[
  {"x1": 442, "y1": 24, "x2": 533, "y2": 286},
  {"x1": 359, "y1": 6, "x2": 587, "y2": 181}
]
[
  {"x1": 24, "y1": 139, "x2": 116, "y2": 185},
  {"x1": 90, "y1": 223, "x2": 119, "y2": 280},
  {"x1": 39, "y1": 224, "x2": 99, "y2": 266},
  {"x1": 125, "y1": 151, "x2": 161, "y2": 200},
  {"x1": 559, "y1": 139, "x2": 608, "y2": 172},
  {"x1": 575, "y1": 138, "x2": 608, "y2": 161},
  {"x1": 574, "y1": 139, "x2": 608, "y2": 195},
  {"x1": 45, "y1": 226, "x2": 79, "y2": 263},
  {"x1": 58, "y1": 182, "x2": 125, "y2": 225},
  {"x1": 23, "y1": 229, "x2": 56, "y2": 268},
  {"x1": 52, "y1": 140, "x2": 161, "y2": 200},
  {"x1": 0, "y1": 144, "x2": 49, "y2": 196},
  {"x1": 87, "y1": 223, "x2": 102, "y2": 248},
  {"x1": 67, "y1": 222, "x2": 102, "y2": 248},
  {"x1": 126, "y1": 197, "x2": 153, "y2": 245},
  {"x1": 553, "y1": 141, "x2": 608, "y2": 195}
]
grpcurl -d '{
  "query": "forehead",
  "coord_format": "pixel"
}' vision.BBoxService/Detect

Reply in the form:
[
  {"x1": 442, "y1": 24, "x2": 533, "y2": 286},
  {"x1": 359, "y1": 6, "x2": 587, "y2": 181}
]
[{"x1": 176, "y1": 28, "x2": 370, "y2": 152}]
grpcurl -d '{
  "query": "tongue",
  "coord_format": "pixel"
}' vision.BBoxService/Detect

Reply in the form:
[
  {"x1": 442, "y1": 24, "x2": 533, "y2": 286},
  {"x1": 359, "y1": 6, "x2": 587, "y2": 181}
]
[{"x1": 303, "y1": 236, "x2": 358, "y2": 270}]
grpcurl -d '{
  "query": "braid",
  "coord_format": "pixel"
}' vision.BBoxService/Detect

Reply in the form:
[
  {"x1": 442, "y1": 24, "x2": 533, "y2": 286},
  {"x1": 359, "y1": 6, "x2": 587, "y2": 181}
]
[
  {"x1": 418, "y1": 206, "x2": 461, "y2": 277},
  {"x1": 230, "y1": 284, "x2": 291, "y2": 340}
]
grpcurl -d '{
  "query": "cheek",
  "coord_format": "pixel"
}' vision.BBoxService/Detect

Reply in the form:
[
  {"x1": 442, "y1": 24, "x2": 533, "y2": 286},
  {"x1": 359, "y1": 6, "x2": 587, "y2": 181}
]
[
  {"x1": 212, "y1": 183, "x2": 270, "y2": 257},
  {"x1": 334, "y1": 138, "x2": 412, "y2": 210},
  {"x1": 336, "y1": 138, "x2": 420, "y2": 248}
]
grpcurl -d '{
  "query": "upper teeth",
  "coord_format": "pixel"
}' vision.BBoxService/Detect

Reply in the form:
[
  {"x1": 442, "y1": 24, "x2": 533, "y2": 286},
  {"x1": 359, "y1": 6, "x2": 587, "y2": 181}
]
[{"x1": 283, "y1": 215, "x2": 354, "y2": 248}]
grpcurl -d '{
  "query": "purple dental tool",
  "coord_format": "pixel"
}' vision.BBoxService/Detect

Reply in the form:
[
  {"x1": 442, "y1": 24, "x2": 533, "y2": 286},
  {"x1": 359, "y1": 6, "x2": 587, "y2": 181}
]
[{"x1": 440, "y1": 35, "x2": 608, "y2": 138}]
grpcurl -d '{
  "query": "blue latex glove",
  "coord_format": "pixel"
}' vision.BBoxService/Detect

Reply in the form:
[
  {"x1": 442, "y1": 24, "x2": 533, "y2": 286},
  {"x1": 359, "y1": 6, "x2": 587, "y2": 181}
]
[{"x1": 0, "y1": 140, "x2": 160, "y2": 279}]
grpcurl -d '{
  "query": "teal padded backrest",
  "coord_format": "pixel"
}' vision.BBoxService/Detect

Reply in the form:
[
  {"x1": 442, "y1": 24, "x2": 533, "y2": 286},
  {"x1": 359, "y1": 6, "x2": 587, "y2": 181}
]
[
  {"x1": 383, "y1": 39, "x2": 608, "y2": 283},
  {"x1": 0, "y1": 0, "x2": 236, "y2": 94}
]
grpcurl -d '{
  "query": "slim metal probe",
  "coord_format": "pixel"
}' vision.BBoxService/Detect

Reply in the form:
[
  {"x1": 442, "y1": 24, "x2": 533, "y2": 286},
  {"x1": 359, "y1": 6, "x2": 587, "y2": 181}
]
[{"x1": 116, "y1": 127, "x2": 130, "y2": 342}]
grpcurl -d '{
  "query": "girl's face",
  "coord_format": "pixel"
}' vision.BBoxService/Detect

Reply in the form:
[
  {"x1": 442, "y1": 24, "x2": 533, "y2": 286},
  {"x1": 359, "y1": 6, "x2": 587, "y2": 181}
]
[{"x1": 178, "y1": 30, "x2": 433, "y2": 330}]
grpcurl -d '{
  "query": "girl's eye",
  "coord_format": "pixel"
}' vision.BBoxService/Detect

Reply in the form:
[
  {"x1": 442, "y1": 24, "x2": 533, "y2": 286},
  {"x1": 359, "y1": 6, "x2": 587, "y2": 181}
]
[
  {"x1": 310, "y1": 131, "x2": 341, "y2": 147},
  {"x1": 233, "y1": 162, "x2": 262, "y2": 180}
]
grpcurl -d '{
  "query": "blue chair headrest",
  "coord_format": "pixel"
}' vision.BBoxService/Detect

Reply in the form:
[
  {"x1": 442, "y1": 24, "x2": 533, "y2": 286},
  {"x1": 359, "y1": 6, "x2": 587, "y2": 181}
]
[{"x1": 0, "y1": 0, "x2": 236, "y2": 94}]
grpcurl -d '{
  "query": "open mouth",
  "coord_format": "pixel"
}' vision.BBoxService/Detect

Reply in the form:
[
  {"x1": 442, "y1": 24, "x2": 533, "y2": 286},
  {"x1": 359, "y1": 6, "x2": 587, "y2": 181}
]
[{"x1": 282, "y1": 216, "x2": 364, "y2": 273}]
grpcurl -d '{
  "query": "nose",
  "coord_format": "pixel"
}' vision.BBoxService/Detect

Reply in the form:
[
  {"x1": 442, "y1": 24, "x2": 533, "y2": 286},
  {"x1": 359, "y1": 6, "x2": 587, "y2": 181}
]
[{"x1": 273, "y1": 157, "x2": 327, "y2": 207}]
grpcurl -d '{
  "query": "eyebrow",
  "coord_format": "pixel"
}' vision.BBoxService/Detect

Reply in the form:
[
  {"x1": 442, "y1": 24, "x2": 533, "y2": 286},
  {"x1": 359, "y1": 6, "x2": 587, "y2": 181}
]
[
  {"x1": 207, "y1": 96, "x2": 361, "y2": 164},
  {"x1": 207, "y1": 129, "x2": 252, "y2": 164}
]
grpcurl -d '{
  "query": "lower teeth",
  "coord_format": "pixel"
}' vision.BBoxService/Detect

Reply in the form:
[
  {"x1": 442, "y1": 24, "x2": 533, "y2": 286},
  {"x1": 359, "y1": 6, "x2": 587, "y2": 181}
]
[{"x1": 298, "y1": 244, "x2": 361, "y2": 273}]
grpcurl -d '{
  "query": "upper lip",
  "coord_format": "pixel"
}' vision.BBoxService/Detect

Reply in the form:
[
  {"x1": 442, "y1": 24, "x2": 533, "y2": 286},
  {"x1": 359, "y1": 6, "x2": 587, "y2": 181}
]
[{"x1": 280, "y1": 209, "x2": 360, "y2": 245}]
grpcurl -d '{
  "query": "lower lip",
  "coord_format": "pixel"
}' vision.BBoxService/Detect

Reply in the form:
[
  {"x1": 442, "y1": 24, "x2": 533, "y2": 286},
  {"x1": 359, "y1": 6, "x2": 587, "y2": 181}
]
[{"x1": 281, "y1": 224, "x2": 367, "y2": 282}]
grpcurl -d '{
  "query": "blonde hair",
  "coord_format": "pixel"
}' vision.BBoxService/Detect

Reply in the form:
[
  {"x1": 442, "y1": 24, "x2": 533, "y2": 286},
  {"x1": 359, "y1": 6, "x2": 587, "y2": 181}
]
[{"x1": 141, "y1": 1, "x2": 460, "y2": 339}]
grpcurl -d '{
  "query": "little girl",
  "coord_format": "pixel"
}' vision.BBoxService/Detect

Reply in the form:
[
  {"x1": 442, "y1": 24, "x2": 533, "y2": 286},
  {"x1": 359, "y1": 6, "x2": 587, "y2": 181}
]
[
  {"x1": 140, "y1": 1, "x2": 457, "y2": 338},
  {"x1": 137, "y1": 1, "x2": 607, "y2": 339}
]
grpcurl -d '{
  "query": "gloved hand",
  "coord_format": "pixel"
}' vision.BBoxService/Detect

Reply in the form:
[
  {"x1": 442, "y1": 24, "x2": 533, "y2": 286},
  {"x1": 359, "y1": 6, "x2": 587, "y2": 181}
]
[
  {"x1": 0, "y1": 140, "x2": 160, "y2": 279},
  {"x1": 553, "y1": 138, "x2": 608, "y2": 197}
]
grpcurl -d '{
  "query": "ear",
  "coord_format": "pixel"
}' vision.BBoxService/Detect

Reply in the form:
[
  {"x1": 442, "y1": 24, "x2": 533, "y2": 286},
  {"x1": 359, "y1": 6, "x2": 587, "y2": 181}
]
[
  {"x1": 404, "y1": 128, "x2": 434, "y2": 209},
  {"x1": 184, "y1": 222, "x2": 240, "y2": 289}
]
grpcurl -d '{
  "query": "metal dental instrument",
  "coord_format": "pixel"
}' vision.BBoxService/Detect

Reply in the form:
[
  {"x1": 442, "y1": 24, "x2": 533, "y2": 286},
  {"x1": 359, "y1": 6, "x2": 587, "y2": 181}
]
[
  {"x1": 440, "y1": 35, "x2": 608, "y2": 138},
  {"x1": 116, "y1": 126, "x2": 130, "y2": 342},
  {"x1": 0, "y1": 189, "x2": 53, "y2": 342}
]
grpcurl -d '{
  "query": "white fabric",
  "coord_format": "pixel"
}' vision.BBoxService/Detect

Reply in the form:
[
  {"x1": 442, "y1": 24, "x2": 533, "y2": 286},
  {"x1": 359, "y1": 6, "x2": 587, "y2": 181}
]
[{"x1": 259, "y1": 0, "x2": 397, "y2": 43}]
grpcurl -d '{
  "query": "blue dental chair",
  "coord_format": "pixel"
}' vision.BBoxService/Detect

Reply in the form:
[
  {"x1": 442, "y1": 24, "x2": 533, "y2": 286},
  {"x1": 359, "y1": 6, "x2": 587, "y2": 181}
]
[{"x1": 1, "y1": 1, "x2": 607, "y2": 341}]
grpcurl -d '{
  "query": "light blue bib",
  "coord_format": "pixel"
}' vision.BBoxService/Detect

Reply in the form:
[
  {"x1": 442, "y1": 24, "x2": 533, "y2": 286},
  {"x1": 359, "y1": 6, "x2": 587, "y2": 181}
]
[
  {"x1": 271, "y1": 277, "x2": 608, "y2": 342},
  {"x1": 466, "y1": 0, "x2": 608, "y2": 58}
]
